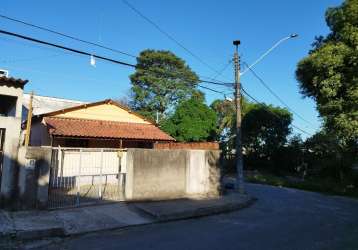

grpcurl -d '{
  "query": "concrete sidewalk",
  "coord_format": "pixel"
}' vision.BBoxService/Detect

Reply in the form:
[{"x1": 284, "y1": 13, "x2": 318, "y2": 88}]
[{"x1": 0, "y1": 192, "x2": 254, "y2": 243}]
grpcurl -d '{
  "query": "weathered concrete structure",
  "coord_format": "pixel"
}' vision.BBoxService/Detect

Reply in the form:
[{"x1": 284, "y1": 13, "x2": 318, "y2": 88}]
[
  {"x1": 125, "y1": 149, "x2": 222, "y2": 201},
  {"x1": 0, "y1": 76, "x2": 28, "y2": 205}
]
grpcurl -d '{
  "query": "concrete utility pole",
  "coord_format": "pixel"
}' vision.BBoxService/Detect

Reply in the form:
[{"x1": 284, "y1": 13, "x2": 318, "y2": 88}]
[{"x1": 233, "y1": 40, "x2": 245, "y2": 194}]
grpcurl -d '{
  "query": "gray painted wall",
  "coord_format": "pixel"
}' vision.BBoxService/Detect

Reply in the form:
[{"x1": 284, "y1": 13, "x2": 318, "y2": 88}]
[
  {"x1": 17, "y1": 146, "x2": 52, "y2": 209},
  {"x1": 13, "y1": 147, "x2": 222, "y2": 209},
  {"x1": 0, "y1": 84, "x2": 23, "y2": 204},
  {"x1": 125, "y1": 149, "x2": 221, "y2": 201},
  {"x1": 0, "y1": 117, "x2": 21, "y2": 201}
]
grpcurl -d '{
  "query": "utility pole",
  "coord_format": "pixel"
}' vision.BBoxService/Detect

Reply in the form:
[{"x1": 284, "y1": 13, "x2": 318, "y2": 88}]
[
  {"x1": 24, "y1": 91, "x2": 34, "y2": 147},
  {"x1": 233, "y1": 40, "x2": 245, "y2": 194}
]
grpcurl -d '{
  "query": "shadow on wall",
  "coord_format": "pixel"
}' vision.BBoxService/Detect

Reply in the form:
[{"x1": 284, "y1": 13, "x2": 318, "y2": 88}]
[
  {"x1": 206, "y1": 150, "x2": 223, "y2": 197},
  {"x1": 16, "y1": 147, "x2": 125, "y2": 210},
  {"x1": 0, "y1": 154, "x2": 20, "y2": 209},
  {"x1": 2, "y1": 147, "x2": 223, "y2": 211}
]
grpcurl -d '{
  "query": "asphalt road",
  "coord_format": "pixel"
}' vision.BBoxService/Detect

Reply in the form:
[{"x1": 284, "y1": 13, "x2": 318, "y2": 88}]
[{"x1": 38, "y1": 183, "x2": 358, "y2": 250}]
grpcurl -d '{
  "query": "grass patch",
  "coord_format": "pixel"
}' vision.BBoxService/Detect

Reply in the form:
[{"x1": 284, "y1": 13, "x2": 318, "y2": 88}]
[{"x1": 246, "y1": 171, "x2": 358, "y2": 198}]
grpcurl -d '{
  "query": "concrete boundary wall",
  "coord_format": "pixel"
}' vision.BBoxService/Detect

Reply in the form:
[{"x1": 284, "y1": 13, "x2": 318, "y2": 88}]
[
  {"x1": 125, "y1": 149, "x2": 221, "y2": 201},
  {"x1": 13, "y1": 147, "x2": 221, "y2": 209},
  {"x1": 17, "y1": 146, "x2": 52, "y2": 209}
]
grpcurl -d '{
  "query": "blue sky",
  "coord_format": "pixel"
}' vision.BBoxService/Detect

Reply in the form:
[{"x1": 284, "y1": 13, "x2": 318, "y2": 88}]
[{"x1": 0, "y1": 0, "x2": 343, "y2": 137}]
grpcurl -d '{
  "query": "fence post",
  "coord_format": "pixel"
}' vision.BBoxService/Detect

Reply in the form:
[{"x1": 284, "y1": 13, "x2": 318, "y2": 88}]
[
  {"x1": 76, "y1": 149, "x2": 82, "y2": 206},
  {"x1": 99, "y1": 149, "x2": 104, "y2": 200}
]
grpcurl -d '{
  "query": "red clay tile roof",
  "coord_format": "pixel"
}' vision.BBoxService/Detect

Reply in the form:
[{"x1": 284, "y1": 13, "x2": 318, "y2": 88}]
[
  {"x1": 0, "y1": 76, "x2": 28, "y2": 88},
  {"x1": 44, "y1": 117, "x2": 175, "y2": 141}
]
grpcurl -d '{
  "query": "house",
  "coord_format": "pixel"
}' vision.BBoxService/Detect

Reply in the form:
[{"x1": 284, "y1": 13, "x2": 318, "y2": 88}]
[
  {"x1": 22, "y1": 93, "x2": 86, "y2": 121},
  {"x1": 28, "y1": 99, "x2": 175, "y2": 148},
  {"x1": 0, "y1": 74, "x2": 28, "y2": 202}
]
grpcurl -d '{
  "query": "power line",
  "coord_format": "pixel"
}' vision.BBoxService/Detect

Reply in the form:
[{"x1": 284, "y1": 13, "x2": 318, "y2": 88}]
[
  {"x1": 243, "y1": 61, "x2": 314, "y2": 126},
  {"x1": 241, "y1": 86, "x2": 313, "y2": 137},
  {"x1": 199, "y1": 79, "x2": 233, "y2": 87},
  {"x1": 0, "y1": 13, "x2": 237, "y2": 87},
  {"x1": 0, "y1": 29, "x2": 137, "y2": 67},
  {"x1": 198, "y1": 85, "x2": 227, "y2": 95},
  {"x1": 0, "y1": 29, "x2": 230, "y2": 91},
  {"x1": 0, "y1": 14, "x2": 137, "y2": 59},
  {"x1": 122, "y1": 0, "x2": 224, "y2": 76},
  {"x1": 0, "y1": 24, "x2": 231, "y2": 86},
  {"x1": 211, "y1": 60, "x2": 233, "y2": 81},
  {"x1": 1, "y1": 26, "x2": 311, "y2": 135}
]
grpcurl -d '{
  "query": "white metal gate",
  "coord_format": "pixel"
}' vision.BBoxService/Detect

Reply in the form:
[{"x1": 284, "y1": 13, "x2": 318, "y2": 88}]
[{"x1": 48, "y1": 147, "x2": 126, "y2": 209}]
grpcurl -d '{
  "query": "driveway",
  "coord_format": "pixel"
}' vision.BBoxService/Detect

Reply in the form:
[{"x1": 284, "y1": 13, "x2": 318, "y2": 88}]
[{"x1": 38, "y1": 183, "x2": 358, "y2": 250}]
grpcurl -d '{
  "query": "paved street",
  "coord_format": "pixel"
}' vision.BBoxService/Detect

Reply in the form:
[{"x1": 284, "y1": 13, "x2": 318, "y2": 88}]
[{"x1": 39, "y1": 183, "x2": 358, "y2": 250}]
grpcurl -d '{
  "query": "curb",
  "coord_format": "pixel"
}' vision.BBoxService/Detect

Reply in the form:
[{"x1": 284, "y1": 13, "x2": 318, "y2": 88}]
[
  {"x1": 158, "y1": 197, "x2": 256, "y2": 222},
  {"x1": 0, "y1": 226, "x2": 65, "y2": 243},
  {"x1": 135, "y1": 196, "x2": 257, "y2": 222},
  {"x1": 0, "y1": 196, "x2": 257, "y2": 244},
  {"x1": 15, "y1": 227, "x2": 65, "y2": 241}
]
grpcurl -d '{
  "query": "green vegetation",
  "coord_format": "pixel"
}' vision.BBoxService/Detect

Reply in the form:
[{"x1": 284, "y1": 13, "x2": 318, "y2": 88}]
[
  {"x1": 296, "y1": 0, "x2": 358, "y2": 143},
  {"x1": 242, "y1": 104, "x2": 292, "y2": 173},
  {"x1": 129, "y1": 49, "x2": 199, "y2": 122},
  {"x1": 293, "y1": 0, "x2": 358, "y2": 185},
  {"x1": 246, "y1": 171, "x2": 358, "y2": 198},
  {"x1": 161, "y1": 94, "x2": 217, "y2": 142}
]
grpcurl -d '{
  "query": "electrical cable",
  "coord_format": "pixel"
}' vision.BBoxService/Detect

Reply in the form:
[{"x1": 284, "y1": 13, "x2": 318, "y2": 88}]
[
  {"x1": 240, "y1": 86, "x2": 313, "y2": 136},
  {"x1": 122, "y1": 0, "x2": 224, "y2": 76},
  {"x1": 243, "y1": 61, "x2": 314, "y2": 126},
  {"x1": 0, "y1": 14, "x2": 137, "y2": 58}
]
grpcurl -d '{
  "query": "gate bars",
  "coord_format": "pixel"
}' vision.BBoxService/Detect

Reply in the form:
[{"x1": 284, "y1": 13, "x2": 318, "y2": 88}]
[{"x1": 48, "y1": 147, "x2": 126, "y2": 209}]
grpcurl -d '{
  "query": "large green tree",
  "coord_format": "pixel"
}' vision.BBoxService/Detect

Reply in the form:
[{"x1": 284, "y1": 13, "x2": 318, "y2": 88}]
[
  {"x1": 296, "y1": 0, "x2": 358, "y2": 142},
  {"x1": 161, "y1": 95, "x2": 217, "y2": 142},
  {"x1": 242, "y1": 104, "x2": 293, "y2": 171},
  {"x1": 129, "y1": 49, "x2": 199, "y2": 121}
]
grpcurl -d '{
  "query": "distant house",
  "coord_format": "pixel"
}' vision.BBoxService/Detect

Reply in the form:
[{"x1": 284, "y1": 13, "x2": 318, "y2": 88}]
[
  {"x1": 27, "y1": 99, "x2": 175, "y2": 148},
  {"x1": 22, "y1": 93, "x2": 86, "y2": 121}
]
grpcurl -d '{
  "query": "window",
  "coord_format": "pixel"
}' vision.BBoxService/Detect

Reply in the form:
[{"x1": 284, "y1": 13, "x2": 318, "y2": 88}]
[{"x1": 0, "y1": 94, "x2": 17, "y2": 117}]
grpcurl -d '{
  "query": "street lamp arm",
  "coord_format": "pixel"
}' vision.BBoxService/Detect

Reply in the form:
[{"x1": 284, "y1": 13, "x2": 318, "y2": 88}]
[{"x1": 240, "y1": 34, "x2": 298, "y2": 76}]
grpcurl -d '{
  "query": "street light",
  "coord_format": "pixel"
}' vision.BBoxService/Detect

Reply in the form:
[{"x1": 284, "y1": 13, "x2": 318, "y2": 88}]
[
  {"x1": 240, "y1": 34, "x2": 299, "y2": 76},
  {"x1": 232, "y1": 34, "x2": 298, "y2": 194}
]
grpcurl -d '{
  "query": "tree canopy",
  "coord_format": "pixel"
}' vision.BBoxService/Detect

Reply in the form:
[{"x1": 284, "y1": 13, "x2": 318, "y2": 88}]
[
  {"x1": 210, "y1": 97, "x2": 260, "y2": 151},
  {"x1": 161, "y1": 95, "x2": 217, "y2": 142},
  {"x1": 242, "y1": 104, "x2": 292, "y2": 158},
  {"x1": 296, "y1": 0, "x2": 358, "y2": 142},
  {"x1": 129, "y1": 49, "x2": 199, "y2": 121}
]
